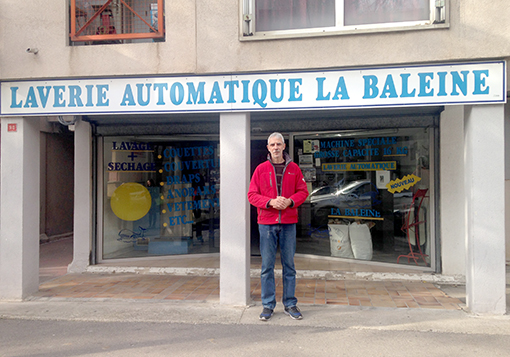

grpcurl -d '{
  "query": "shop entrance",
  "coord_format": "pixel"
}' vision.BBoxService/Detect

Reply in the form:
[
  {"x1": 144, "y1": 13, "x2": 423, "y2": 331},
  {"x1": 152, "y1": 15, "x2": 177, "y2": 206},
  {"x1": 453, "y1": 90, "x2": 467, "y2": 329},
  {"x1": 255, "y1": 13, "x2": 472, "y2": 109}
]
[
  {"x1": 248, "y1": 125, "x2": 435, "y2": 269},
  {"x1": 250, "y1": 139, "x2": 271, "y2": 256},
  {"x1": 94, "y1": 109, "x2": 437, "y2": 270}
]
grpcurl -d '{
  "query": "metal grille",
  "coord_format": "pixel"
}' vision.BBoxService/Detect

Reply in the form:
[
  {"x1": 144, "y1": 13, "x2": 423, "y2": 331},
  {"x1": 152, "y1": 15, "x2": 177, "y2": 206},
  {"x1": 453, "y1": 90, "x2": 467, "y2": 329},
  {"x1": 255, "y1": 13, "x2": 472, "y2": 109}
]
[{"x1": 71, "y1": 0, "x2": 164, "y2": 44}]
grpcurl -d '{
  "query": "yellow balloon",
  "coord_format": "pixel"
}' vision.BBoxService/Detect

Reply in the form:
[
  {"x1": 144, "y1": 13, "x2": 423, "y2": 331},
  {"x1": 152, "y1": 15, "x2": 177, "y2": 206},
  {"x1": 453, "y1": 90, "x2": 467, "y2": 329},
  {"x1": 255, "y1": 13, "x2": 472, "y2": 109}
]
[{"x1": 111, "y1": 182, "x2": 152, "y2": 221}]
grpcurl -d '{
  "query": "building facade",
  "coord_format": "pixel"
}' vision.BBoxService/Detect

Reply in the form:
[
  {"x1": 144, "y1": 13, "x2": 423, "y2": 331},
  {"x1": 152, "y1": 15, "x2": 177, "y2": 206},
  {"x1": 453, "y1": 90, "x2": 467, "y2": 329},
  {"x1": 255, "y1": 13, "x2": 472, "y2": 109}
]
[{"x1": 0, "y1": 0, "x2": 509, "y2": 314}]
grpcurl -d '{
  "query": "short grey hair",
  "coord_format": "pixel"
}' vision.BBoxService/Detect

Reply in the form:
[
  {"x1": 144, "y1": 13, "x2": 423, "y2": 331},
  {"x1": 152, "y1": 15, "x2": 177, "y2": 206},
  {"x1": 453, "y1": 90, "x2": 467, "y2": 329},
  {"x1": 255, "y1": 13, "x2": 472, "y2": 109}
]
[{"x1": 267, "y1": 132, "x2": 285, "y2": 145}]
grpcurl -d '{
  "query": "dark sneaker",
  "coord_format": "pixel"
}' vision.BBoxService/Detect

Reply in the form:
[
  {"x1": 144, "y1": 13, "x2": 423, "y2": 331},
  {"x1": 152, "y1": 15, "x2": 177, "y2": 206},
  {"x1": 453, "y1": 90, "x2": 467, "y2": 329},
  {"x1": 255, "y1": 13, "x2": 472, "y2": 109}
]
[
  {"x1": 259, "y1": 307, "x2": 274, "y2": 321},
  {"x1": 284, "y1": 306, "x2": 303, "y2": 320}
]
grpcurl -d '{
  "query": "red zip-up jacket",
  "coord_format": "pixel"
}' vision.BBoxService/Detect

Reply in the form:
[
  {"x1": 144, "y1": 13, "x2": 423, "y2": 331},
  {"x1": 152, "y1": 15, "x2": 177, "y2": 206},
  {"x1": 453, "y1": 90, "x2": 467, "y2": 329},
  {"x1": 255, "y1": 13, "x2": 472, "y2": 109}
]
[{"x1": 248, "y1": 153, "x2": 309, "y2": 225}]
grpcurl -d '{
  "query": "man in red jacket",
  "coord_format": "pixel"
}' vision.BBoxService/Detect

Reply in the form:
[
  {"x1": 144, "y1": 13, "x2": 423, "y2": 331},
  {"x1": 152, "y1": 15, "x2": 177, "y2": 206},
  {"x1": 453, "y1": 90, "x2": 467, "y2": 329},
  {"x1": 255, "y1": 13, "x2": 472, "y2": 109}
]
[{"x1": 248, "y1": 132, "x2": 309, "y2": 321}]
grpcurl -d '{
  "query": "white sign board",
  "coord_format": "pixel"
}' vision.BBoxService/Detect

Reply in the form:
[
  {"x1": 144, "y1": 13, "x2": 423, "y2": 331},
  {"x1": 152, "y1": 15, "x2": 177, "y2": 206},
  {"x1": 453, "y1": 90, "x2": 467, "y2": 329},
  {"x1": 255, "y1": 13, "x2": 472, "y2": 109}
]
[{"x1": 1, "y1": 61, "x2": 505, "y2": 116}]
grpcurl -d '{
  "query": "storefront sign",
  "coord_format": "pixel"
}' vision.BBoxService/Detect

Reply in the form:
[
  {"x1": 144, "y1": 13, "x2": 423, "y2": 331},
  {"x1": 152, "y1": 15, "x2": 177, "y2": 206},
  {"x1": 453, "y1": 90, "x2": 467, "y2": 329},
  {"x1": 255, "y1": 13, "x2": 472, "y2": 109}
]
[
  {"x1": 387, "y1": 174, "x2": 422, "y2": 193},
  {"x1": 329, "y1": 208, "x2": 384, "y2": 221},
  {"x1": 322, "y1": 161, "x2": 396, "y2": 171},
  {"x1": 1, "y1": 61, "x2": 505, "y2": 116}
]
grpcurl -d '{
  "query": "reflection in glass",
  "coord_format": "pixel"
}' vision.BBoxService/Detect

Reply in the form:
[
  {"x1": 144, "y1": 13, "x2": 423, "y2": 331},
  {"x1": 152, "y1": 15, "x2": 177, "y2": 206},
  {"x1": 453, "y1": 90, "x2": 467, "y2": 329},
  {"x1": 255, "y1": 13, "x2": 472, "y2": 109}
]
[
  {"x1": 254, "y1": 0, "x2": 431, "y2": 32},
  {"x1": 345, "y1": 0, "x2": 429, "y2": 26},
  {"x1": 255, "y1": 0, "x2": 335, "y2": 31},
  {"x1": 102, "y1": 137, "x2": 220, "y2": 259},
  {"x1": 294, "y1": 128, "x2": 432, "y2": 267}
]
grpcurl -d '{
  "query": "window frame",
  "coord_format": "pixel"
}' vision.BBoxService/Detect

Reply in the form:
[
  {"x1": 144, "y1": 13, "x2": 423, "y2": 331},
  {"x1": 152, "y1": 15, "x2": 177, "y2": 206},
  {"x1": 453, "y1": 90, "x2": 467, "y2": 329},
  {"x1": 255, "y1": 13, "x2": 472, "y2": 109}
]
[
  {"x1": 241, "y1": 0, "x2": 448, "y2": 41},
  {"x1": 70, "y1": 0, "x2": 165, "y2": 44}
]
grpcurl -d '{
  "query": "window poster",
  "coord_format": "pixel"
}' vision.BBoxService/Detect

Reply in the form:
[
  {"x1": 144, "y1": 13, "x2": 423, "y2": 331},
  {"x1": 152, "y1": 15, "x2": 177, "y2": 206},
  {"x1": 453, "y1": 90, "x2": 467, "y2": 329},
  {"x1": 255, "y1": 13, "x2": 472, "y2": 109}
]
[
  {"x1": 103, "y1": 136, "x2": 220, "y2": 259},
  {"x1": 302, "y1": 167, "x2": 317, "y2": 182},
  {"x1": 303, "y1": 139, "x2": 320, "y2": 153},
  {"x1": 293, "y1": 128, "x2": 431, "y2": 267},
  {"x1": 299, "y1": 154, "x2": 313, "y2": 166}
]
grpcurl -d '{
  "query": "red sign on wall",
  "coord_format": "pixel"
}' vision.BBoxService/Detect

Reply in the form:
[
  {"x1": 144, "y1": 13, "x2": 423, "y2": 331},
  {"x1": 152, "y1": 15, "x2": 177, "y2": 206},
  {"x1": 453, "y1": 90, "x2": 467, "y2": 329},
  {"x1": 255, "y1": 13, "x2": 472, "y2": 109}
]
[{"x1": 7, "y1": 123, "x2": 17, "y2": 132}]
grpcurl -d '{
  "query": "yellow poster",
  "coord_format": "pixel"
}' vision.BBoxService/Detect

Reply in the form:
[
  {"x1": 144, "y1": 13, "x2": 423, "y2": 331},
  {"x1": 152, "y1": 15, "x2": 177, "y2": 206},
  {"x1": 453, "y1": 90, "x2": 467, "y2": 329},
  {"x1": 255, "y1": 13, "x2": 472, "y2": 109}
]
[
  {"x1": 386, "y1": 174, "x2": 421, "y2": 193},
  {"x1": 322, "y1": 161, "x2": 396, "y2": 172}
]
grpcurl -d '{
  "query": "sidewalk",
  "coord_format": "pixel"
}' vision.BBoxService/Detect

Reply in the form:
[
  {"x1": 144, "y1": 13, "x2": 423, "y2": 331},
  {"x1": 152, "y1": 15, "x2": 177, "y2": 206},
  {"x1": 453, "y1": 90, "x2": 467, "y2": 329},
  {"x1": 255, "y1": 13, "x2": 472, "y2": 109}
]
[
  {"x1": 36, "y1": 237, "x2": 466, "y2": 310},
  {"x1": 0, "y1": 237, "x2": 506, "y2": 357}
]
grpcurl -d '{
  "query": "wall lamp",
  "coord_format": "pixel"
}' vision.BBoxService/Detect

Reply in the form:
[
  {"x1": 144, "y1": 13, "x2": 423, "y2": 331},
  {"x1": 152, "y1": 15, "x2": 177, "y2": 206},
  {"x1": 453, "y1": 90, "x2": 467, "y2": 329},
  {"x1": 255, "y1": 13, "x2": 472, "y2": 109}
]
[{"x1": 26, "y1": 48, "x2": 39, "y2": 54}]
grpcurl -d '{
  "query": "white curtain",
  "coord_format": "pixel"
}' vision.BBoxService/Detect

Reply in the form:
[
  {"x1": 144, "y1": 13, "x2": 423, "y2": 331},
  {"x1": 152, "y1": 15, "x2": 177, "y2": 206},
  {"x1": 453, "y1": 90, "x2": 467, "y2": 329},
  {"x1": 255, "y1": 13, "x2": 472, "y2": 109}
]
[
  {"x1": 344, "y1": 0, "x2": 430, "y2": 26},
  {"x1": 256, "y1": 0, "x2": 335, "y2": 31}
]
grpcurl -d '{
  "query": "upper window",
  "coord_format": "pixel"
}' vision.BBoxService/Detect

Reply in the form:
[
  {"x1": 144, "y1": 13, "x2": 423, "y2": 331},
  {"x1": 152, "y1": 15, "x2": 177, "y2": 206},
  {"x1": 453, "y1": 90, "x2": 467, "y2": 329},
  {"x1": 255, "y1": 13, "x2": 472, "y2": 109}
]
[
  {"x1": 70, "y1": 0, "x2": 165, "y2": 45},
  {"x1": 244, "y1": 0, "x2": 446, "y2": 38}
]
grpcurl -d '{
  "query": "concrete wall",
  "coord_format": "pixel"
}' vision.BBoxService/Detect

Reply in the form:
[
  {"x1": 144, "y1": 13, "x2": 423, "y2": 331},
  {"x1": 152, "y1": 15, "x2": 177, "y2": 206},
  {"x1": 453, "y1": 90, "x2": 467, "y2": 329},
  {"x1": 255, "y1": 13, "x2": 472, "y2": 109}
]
[
  {"x1": 440, "y1": 106, "x2": 466, "y2": 276},
  {"x1": 0, "y1": 1, "x2": 509, "y2": 80},
  {"x1": 0, "y1": 117, "x2": 41, "y2": 299},
  {"x1": 464, "y1": 104, "x2": 506, "y2": 314},
  {"x1": 442, "y1": 102, "x2": 509, "y2": 275}
]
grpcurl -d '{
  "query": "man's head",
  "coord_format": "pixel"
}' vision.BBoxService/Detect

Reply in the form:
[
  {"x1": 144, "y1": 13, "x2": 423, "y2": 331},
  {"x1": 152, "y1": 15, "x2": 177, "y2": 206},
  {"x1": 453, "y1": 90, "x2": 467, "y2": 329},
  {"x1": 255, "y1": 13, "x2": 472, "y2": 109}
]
[{"x1": 267, "y1": 132, "x2": 286, "y2": 164}]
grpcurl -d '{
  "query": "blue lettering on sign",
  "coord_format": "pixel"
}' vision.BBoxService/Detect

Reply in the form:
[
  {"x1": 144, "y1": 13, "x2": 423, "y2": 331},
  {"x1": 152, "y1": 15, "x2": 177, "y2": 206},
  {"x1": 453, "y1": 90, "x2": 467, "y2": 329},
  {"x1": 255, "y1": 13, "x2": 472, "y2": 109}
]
[
  {"x1": 121, "y1": 85, "x2": 135, "y2": 106},
  {"x1": 317, "y1": 77, "x2": 350, "y2": 100},
  {"x1": 154, "y1": 83, "x2": 168, "y2": 105},
  {"x1": 224, "y1": 80, "x2": 239, "y2": 103},
  {"x1": 418, "y1": 73, "x2": 434, "y2": 97},
  {"x1": 168, "y1": 215, "x2": 193, "y2": 226},
  {"x1": 10, "y1": 87, "x2": 22, "y2": 108},
  {"x1": 270, "y1": 79, "x2": 286, "y2": 103},
  {"x1": 330, "y1": 207, "x2": 381, "y2": 218},
  {"x1": 53, "y1": 86, "x2": 66, "y2": 107},
  {"x1": 344, "y1": 208, "x2": 381, "y2": 218},
  {"x1": 380, "y1": 74, "x2": 398, "y2": 98},
  {"x1": 96, "y1": 84, "x2": 109, "y2": 106},
  {"x1": 85, "y1": 85, "x2": 94, "y2": 106},
  {"x1": 170, "y1": 82, "x2": 184, "y2": 105},
  {"x1": 107, "y1": 162, "x2": 156, "y2": 171},
  {"x1": 6, "y1": 66, "x2": 498, "y2": 112},
  {"x1": 208, "y1": 81, "x2": 224, "y2": 104},
  {"x1": 451, "y1": 71, "x2": 469, "y2": 96},
  {"x1": 363, "y1": 75, "x2": 379, "y2": 99},
  {"x1": 241, "y1": 80, "x2": 250, "y2": 103},
  {"x1": 38, "y1": 86, "x2": 52, "y2": 107},
  {"x1": 473, "y1": 70, "x2": 490, "y2": 95},
  {"x1": 437, "y1": 72, "x2": 448, "y2": 96},
  {"x1": 252, "y1": 79, "x2": 268, "y2": 108},
  {"x1": 316, "y1": 78, "x2": 330, "y2": 101},
  {"x1": 359, "y1": 70, "x2": 493, "y2": 100},
  {"x1": 136, "y1": 83, "x2": 152, "y2": 106},
  {"x1": 24, "y1": 87, "x2": 39, "y2": 108},
  {"x1": 68, "y1": 85, "x2": 83, "y2": 107},
  {"x1": 288, "y1": 78, "x2": 302, "y2": 102},
  {"x1": 112, "y1": 141, "x2": 153, "y2": 151},
  {"x1": 187, "y1": 82, "x2": 206, "y2": 104},
  {"x1": 332, "y1": 77, "x2": 350, "y2": 100},
  {"x1": 400, "y1": 74, "x2": 416, "y2": 97}
]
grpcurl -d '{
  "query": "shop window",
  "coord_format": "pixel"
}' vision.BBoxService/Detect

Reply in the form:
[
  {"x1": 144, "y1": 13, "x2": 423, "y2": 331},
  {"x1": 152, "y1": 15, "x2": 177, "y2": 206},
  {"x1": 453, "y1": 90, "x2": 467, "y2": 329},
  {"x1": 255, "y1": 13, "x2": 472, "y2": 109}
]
[
  {"x1": 70, "y1": 0, "x2": 164, "y2": 45},
  {"x1": 102, "y1": 137, "x2": 219, "y2": 259},
  {"x1": 293, "y1": 128, "x2": 432, "y2": 267},
  {"x1": 243, "y1": 0, "x2": 447, "y2": 38}
]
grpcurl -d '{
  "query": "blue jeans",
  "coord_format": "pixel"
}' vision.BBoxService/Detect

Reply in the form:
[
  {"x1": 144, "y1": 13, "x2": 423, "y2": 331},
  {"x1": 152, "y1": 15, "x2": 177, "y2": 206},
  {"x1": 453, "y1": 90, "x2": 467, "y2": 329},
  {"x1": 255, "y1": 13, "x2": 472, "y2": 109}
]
[{"x1": 259, "y1": 223, "x2": 297, "y2": 309}]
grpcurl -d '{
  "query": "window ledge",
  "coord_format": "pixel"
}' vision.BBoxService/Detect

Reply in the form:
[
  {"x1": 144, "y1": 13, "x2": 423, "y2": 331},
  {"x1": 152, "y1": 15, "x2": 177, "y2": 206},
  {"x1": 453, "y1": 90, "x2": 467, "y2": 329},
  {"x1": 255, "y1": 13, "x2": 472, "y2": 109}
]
[{"x1": 240, "y1": 22, "x2": 449, "y2": 42}]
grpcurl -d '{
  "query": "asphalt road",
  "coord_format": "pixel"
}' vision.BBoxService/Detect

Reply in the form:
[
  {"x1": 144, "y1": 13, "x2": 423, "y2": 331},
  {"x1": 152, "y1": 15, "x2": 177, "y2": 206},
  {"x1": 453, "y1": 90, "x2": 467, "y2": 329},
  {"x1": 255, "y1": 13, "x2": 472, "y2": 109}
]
[
  {"x1": 1, "y1": 318, "x2": 510, "y2": 357},
  {"x1": 1, "y1": 300, "x2": 510, "y2": 357}
]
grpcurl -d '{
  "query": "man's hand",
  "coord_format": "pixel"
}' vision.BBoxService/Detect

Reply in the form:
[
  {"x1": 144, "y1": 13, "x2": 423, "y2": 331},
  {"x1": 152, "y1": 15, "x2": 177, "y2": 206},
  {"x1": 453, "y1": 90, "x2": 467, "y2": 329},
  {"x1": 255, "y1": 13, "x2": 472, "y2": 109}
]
[{"x1": 269, "y1": 196, "x2": 292, "y2": 210}]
